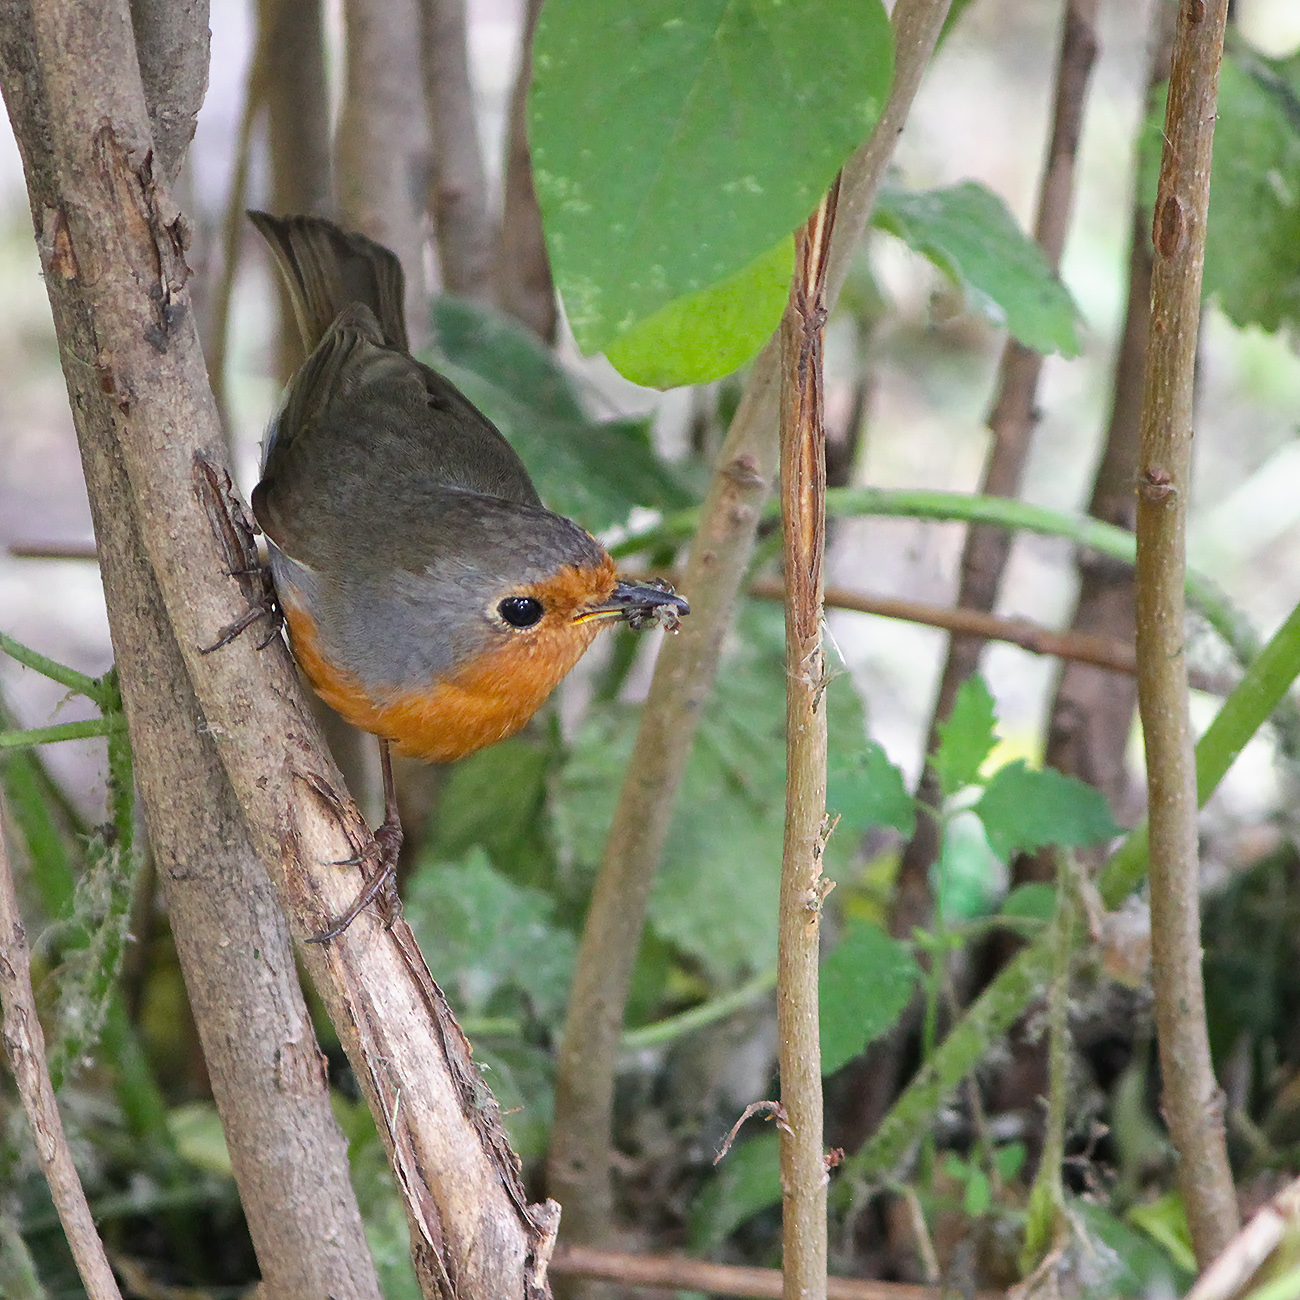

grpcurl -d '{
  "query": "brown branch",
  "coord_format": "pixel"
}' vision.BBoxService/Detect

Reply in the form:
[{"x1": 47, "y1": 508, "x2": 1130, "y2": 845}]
[
  {"x1": 1, "y1": 4, "x2": 386, "y2": 1295},
  {"x1": 127, "y1": 0, "x2": 208, "y2": 186},
  {"x1": 1136, "y1": 0, "x2": 1237, "y2": 1265},
  {"x1": 1182, "y1": 1177, "x2": 1300, "y2": 1300},
  {"x1": 546, "y1": 0, "x2": 954, "y2": 1260},
  {"x1": 891, "y1": 0, "x2": 1101, "y2": 941},
  {"x1": 335, "y1": 0, "x2": 431, "y2": 344},
  {"x1": 0, "y1": 0, "x2": 557, "y2": 1293},
  {"x1": 0, "y1": 800, "x2": 124, "y2": 1300},
  {"x1": 550, "y1": 1245, "x2": 1003, "y2": 1300},
  {"x1": 776, "y1": 180, "x2": 838, "y2": 1300},
  {"x1": 494, "y1": 0, "x2": 556, "y2": 340},
  {"x1": 421, "y1": 0, "x2": 492, "y2": 299},
  {"x1": 1037, "y1": 0, "x2": 1179, "y2": 867}
]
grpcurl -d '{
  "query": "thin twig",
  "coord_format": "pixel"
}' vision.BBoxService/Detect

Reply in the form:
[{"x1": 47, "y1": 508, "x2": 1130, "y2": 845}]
[
  {"x1": 777, "y1": 180, "x2": 838, "y2": 1300},
  {"x1": 0, "y1": 801, "x2": 125, "y2": 1300},
  {"x1": 1135, "y1": 0, "x2": 1237, "y2": 1265},
  {"x1": 1182, "y1": 1177, "x2": 1300, "y2": 1300},
  {"x1": 546, "y1": 0, "x2": 954, "y2": 1248},
  {"x1": 893, "y1": 0, "x2": 1101, "y2": 940},
  {"x1": 550, "y1": 1244, "x2": 1003, "y2": 1300}
]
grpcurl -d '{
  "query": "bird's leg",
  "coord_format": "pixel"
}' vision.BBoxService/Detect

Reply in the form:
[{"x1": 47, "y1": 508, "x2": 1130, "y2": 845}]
[{"x1": 309, "y1": 739, "x2": 404, "y2": 942}]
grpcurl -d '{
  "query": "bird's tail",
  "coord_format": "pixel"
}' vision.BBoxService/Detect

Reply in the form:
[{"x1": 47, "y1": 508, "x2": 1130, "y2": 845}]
[{"x1": 247, "y1": 210, "x2": 409, "y2": 355}]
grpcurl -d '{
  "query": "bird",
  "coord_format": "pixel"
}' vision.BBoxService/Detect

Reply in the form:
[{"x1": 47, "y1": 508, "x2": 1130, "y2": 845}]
[{"x1": 246, "y1": 211, "x2": 689, "y2": 937}]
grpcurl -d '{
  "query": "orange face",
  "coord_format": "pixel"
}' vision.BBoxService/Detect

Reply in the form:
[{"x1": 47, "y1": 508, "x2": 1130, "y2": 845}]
[{"x1": 281, "y1": 555, "x2": 621, "y2": 763}]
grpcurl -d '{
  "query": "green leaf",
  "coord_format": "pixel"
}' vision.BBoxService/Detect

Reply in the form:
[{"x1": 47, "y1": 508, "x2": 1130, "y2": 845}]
[
  {"x1": 1075, "y1": 1197, "x2": 1190, "y2": 1297},
  {"x1": 605, "y1": 237, "x2": 793, "y2": 388},
  {"x1": 974, "y1": 761, "x2": 1122, "y2": 862},
  {"x1": 1201, "y1": 52, "x2": 1300, "y2": 332},
  {"x1": 935, "y1": 810, "x2": 1002, "y2": 921},
  {"x1": 932, "y1": 674, "x2": 998, "y2": 796},
  {"x1": 475, "y1": 1041, "x2": 556, "y2": 1162},
  {"x1": 1000, "y1": 882, "x2": 1057, "y2": 924},
  {"x1": 820, "y1": 921, "x2": 920, "y2": 1074},
  {"x1": 1126, "y1": 1191, "x2": 1197, "y2": 1275},
  {"x1": 688, "y1": 1129, "x2": 781, "y2": 1248},
  {"x1": 828, "y1": 739, "x2": 916, "y2": 837},
  {"x1": 554, "y1": 606, "x2": 869, "y2": 983},
  {"x1": 430, "y1": 296, "x2": 587, "y2": 422},
  {"x1": 874, "y1": 182, "x2": 1082, "y2": 357},
  {"x1": 404, "y1": 850, "x2": 576, "y2": 1026},
  {"x1": 428, "y1": 734, "x2": 557, "y2": 891},
  {"x1": 529, "y1": 0, "x2": 893, "y2": 354}
]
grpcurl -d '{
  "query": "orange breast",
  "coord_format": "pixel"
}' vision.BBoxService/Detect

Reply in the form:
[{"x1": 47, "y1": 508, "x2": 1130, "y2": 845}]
[{"x1": 281, "y1": 591, "x2": 606, "y2": 763}]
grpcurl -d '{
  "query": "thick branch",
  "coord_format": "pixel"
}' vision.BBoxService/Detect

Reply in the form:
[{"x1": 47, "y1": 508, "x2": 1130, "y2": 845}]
[
  {"x1": 421, "y1": 0, "x2": 491, "y2": 299},
  {"x1": 546, "y1": 0, "x2": 953, "y2": 1256},
  {"x1": 1, "y1": 0, "x2": 556, "y2": 1293},
  {"x1": 1136, "y1": 0, "x2": 1236, "y2": 1264}
]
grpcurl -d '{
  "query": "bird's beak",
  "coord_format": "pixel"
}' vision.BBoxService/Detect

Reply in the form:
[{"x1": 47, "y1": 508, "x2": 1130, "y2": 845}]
[{"x1": 576, "y1": 577, "x2": 690, "y2": 632}]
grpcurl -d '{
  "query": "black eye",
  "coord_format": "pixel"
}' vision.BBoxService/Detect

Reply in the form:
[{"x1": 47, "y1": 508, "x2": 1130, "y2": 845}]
[{"x1": 498, "y1": 596, "x2": 544, "y2": 628}]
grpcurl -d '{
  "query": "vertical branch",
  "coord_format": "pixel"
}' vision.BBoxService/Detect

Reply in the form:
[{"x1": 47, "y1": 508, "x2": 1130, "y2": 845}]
[
  {"x1": 0, "y1": 805, "x2": 124, "y2": 1300},
  {"x1": 494, "y1": 0, "x2": 556, "y2": 340},
  {"x1": 336, "y1": 0, "x2": 431, "y2": 341},
  {"x1": 421, "y1": 0, "x2": 492, "y2": 300},
  {"x1": 777, "y1": 182, "x2": 838, "y2": 1300},
  {"x1": 1136, "y1": 0, "x2": 1237, "y2": 1265},
  {"x1": 891, "y1": 0, "x2": 1100, "y2": 941}
]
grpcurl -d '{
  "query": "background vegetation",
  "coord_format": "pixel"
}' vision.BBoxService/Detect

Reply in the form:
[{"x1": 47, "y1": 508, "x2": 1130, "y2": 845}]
[{"x1": 3, "y1": 0, "x2": 1300, "y2": 1296}]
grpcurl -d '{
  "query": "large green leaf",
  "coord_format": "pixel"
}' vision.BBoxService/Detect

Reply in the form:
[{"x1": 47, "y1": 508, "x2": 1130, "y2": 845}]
[
  {"x1": 529, "y1": 0, "x2": 893, "y2": 354},
  {"x1": 688, "y1": 1129, "x2": 781, "y2": 1249},
  {"x1": 974, "y1": 760, "x2": 1122, "y2": 862},
  {"x1": 827, "y1": 739, "x2": 916, "y2": 836},
  {"x1": 604, "y1": 237, "x2": 794, "y2": 389},
  {"x1": 874, "y1": 182, "x2": 1082, "y2": 357}
]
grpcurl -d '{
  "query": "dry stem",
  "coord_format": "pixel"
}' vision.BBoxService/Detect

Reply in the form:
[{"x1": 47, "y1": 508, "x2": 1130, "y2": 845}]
[
  {"x1": 1135, "y1": 0, "x2": 1237, "y2": 1265},
  {"x1": 0, "y1": 804, "x2": 124, "y2": 1300},
  {"x1": 776, "y1": 182, "x2": 838, "y2": 1300}
]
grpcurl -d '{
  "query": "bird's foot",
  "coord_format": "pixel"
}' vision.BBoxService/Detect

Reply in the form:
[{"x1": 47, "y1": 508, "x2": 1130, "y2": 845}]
[
  {"x1": 195, "y1": 453, "x2": 283, "y2": 652},
  {"x1": 307, "y1": 816, "x2": 404, "y2": 943}
]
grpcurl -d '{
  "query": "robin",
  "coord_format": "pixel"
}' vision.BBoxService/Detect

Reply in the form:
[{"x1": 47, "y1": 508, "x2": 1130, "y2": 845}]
[{"x1": 246, "y1": 211, "x2": 688, "y2": 936}]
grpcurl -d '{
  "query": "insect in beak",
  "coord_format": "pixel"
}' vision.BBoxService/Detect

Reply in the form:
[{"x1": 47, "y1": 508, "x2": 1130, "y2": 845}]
[{"x1": 576, "y1": 577, "x2": 690, "y2": 632}]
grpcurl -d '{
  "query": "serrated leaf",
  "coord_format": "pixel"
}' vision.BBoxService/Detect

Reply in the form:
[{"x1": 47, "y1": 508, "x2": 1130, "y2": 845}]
[
  {"x1": 404, "y1": 850, "x2": 576, "y2": 1026},
  {"x1": 605, "y1": 237, "x2": 793, "y2": 388},
  {"x1": 974, "y1": 760, "x2": 1122, "y2": 862},
  {"x1": 530, "y1": 0, "x2": 893, "y2": 353},
  {"x1": 428, "y1": 734, "x2": 555, "y2": 890},
  {"x1": 828, "y1": 740, "x2": 916, "y2": 836},
  {"x1": 933, "y1": 674, "x2": 998, "y2": 795},
  {"x1": 554, "y1": 606, "x2": 868, "y2": 982},
  {"x1": 874, "y1": 182, "x2": 1081, "y2": 357},
  {"x1": 688, "y1": 1129, "x2": 781, "y2": 1248},
  {"x1": 820, "y1": 921, "x2": 920, "y2": 1074}
]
